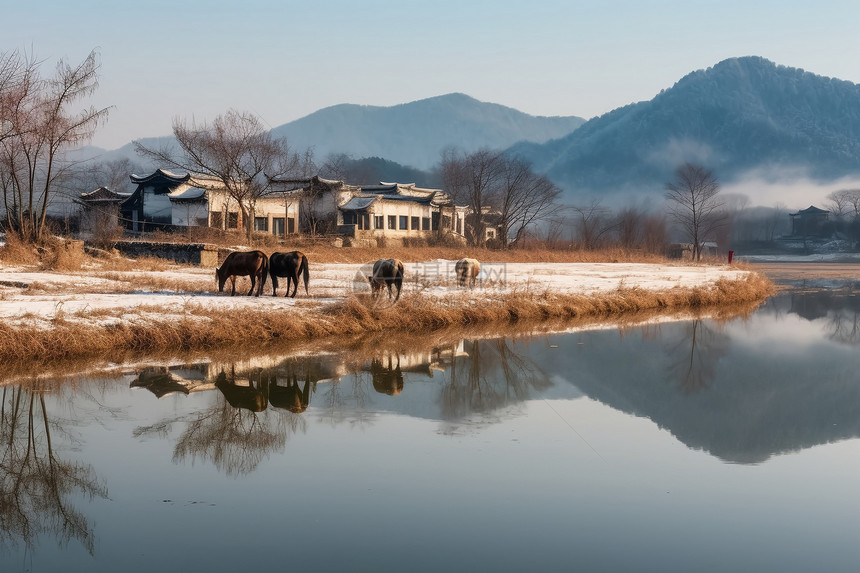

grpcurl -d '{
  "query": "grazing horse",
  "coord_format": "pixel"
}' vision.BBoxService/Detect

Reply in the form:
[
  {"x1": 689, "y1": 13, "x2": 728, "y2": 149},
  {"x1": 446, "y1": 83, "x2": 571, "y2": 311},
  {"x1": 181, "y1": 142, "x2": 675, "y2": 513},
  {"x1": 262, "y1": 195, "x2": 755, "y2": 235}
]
[
  {"x1": 455, "y1": 257, "x2": 481, "y2": 288},
  {"x1": 367, "y1": 258, "x2": 405, "y2": 302},
  {"x1": 216, "y1": 250, "x2": 268, "y2": 296},
  {"x1": 269, "y1": 250, "x2": 309, "y2": 298}
]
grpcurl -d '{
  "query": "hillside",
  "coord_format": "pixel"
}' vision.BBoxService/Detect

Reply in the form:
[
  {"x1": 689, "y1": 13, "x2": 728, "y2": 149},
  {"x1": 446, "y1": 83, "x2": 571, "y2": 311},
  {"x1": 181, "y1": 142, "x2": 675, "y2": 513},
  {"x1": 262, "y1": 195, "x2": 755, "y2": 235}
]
[
  {"x1": 511, "y1": 56, "x2": 860, "y2": 198},
  {"x1": 270, "y1": 93, "x2": 585, "y2": 170}
]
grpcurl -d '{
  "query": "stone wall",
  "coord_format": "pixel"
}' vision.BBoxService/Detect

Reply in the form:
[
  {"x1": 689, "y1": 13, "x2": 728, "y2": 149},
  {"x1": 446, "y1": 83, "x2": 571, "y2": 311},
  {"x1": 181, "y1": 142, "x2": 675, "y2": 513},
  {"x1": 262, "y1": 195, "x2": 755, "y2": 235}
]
[{"x1": 110, "y1": 241, "x2": 220, "y2": 266}]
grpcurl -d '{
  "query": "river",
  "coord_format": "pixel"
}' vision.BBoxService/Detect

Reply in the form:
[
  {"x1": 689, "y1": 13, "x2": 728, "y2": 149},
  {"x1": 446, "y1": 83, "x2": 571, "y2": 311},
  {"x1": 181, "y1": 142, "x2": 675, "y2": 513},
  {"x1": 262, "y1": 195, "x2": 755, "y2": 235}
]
[{"x1": 2, "y1": 262, "x2": 859, "y2": 572}]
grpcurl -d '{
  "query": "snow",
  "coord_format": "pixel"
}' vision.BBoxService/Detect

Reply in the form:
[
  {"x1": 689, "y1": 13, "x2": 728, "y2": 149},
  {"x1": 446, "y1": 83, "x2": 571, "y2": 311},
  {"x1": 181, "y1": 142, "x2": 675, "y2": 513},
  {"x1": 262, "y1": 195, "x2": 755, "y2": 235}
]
[{"x1": 0, "y1": 259, "x2": 752, "y2": 329}]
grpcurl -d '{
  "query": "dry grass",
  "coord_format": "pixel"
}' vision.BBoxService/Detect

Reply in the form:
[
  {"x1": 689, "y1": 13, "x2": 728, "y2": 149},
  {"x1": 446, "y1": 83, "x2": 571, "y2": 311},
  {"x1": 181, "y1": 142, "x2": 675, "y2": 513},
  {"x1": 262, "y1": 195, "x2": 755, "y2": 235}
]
[{"x1": 0, "y1": 271, "x2": 774, "y2": 367}]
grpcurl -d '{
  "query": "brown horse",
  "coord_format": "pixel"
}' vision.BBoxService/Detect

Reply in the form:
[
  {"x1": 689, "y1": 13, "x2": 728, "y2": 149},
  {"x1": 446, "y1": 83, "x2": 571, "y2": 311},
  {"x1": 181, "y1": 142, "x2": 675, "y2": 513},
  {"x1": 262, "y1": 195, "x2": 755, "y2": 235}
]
[
  {"x1": 269, "y1": 250, "x2": 309, "y2": 298},
  {"x1": 455, "y1": 257, "x2": 481, "y2": 288},
  {"x1": 368, "y1": 258, "x2": 405, "y2": 302},
  {"x1": 216, "y1": 250, "x2": 268, "y2": 296}
]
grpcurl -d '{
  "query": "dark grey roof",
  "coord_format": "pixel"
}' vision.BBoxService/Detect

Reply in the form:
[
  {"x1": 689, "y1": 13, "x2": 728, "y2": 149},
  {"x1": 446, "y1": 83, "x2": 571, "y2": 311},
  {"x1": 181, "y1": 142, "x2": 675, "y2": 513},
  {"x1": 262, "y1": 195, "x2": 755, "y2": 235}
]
[{"x1": 340, "y1": 196, "x2": 379, "y2": 211}]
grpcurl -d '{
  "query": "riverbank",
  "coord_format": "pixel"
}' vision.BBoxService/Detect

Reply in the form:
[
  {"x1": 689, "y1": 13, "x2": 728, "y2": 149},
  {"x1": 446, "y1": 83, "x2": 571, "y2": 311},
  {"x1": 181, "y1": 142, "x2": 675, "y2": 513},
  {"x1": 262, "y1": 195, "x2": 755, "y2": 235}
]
[{"x1": 0, "y1": 256, "x2": 773, "y2": 364}]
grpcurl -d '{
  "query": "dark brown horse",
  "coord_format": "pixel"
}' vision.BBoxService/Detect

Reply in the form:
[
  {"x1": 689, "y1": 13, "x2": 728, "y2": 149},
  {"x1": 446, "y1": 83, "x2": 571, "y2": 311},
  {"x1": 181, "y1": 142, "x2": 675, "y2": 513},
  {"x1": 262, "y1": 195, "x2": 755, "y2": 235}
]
[
  {"x1": 455, "y1": 257, "x2": 481, "y2": 288},
  {"x1": 367, "y1": 258, "x2": 405, "y2": 302},
  {"x1": 269, "y1": 250, "x2": 309, "y2": 298},
  {"x1": 216, "y1": 250, "x2": 268, "y2": 296}
]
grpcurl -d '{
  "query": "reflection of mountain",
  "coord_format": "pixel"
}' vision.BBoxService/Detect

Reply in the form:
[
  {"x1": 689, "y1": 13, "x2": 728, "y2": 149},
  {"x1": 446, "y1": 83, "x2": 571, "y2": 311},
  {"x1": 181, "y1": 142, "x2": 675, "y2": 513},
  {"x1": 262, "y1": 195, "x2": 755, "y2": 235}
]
[
  {"x1": 126, "y1": 293, "x2": 860, "y2": 466},
  {"x1": 551, "y1": 293, "x2": 860, "y2": 464},
  {"x1": 788, "y1": 290, "x2": 860, "y2": 321}
]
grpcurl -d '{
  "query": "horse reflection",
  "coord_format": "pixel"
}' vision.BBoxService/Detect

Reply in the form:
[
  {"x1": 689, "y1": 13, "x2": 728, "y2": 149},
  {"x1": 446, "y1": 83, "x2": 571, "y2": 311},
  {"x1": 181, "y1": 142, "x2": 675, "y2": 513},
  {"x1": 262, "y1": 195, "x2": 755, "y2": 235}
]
[
  {"x1": 267, "y1": 377, "x2": 312, "y2": 413},
  {"x1": 214, "y1": 369, "x2": 268, "y2": 412},
  {"x1": 370, "y1": 356, "x2": 404, "y2": 395}
]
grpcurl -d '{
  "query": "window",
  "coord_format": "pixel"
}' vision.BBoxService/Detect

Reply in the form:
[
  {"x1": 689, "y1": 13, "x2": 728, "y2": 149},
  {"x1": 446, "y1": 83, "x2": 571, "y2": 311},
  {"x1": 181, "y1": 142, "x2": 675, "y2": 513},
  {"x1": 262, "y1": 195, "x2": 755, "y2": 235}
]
[
  {"x1": 343, "y1": 212, "x2": 355, "y2": 225},
  {"x1": 254, "y1": 217, "x2": 268, "y2": 232},
  {"x1": 456, "y1": 216, "x2": 462, "y2": 234},
  {"x1": 227, "y1": 212, "x2": 239, "y2": 229},
  {"x1": 357, "y1": 213, "x2": 370, "y2": 230},
  {"x1": 432, "y1": 212, "x2": 440, "y2": 231},
  {"x1": 411, "y1": 216, "x2": 419, "y2": 231},
  {"x1": 375, "y1": 215, "x2": 384, "y2": 229},
  {"x1": 399, "y1": 215, "x2": 408, "y2": 230},
  {"x1": 287, "y1": 217, "x2": 295, "y2": 234},
  {"x1": 210, "y1": 212, "x2": 223, "y2": 229},
  {"x1": 422, "y1": 217, "x2": 430, "y2": 230},
  {"x1": 272, "y1": 217, "x2": 285, "y2": 236},
  {"x1": 388, "y1": 215, "x2": 396, "y2": 229}
]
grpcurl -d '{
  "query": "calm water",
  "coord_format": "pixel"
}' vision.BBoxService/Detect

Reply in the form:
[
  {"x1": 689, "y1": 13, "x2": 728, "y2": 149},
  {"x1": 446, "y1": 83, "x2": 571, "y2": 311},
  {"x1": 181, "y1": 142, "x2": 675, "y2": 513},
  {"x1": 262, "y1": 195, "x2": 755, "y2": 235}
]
[{"x1": 3, "y1": 269, "x2": 860, "y2": 572}]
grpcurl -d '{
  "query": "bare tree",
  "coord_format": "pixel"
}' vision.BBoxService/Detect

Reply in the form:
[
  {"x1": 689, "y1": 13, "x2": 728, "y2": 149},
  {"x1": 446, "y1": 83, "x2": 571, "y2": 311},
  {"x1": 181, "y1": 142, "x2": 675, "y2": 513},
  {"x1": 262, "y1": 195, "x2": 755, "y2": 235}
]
[
  {"x1": 440, "y1": 148, "x2": 504, "y2": 246},
  {"x1": 496, "y1": 156, "x2": 562, "y2": 248},
  {"x1": 0, "y1": 49, "x2": 110, "y2": 242},
  {"x1": 826, "y1": 189, "x2": 860, "y2": 217},
  {"x1": 665, "y1": 163, "x2": 725, "y2": 260},
  {"x1": 134, "y1": 109, "x2": 300, "y2": 242},
  {"x1": 439, "y1": 148, "x2": 559, "y2": 247},
  {"x1": 571, "y1": 199, "x2": 615, "y2": 250}
]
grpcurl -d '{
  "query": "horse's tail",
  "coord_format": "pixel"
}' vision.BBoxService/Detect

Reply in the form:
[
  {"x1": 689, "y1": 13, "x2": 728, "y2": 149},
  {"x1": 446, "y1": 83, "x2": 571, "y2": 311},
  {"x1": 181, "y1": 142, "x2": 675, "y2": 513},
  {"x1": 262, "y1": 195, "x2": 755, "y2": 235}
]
[
  {"x1": 301, "y1": 255, "x2": 309, "y2": 295},
  {"x1": 258, "y1": 252, "x2": 269, "y2": 294}
]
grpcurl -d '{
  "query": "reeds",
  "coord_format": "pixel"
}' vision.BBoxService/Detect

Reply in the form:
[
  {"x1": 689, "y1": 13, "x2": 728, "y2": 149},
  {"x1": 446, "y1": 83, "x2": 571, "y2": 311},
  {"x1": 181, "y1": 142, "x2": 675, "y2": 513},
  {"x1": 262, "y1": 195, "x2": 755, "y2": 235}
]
[{"x1": 0, "y1": 271, "x2": 774, "y2": 367}]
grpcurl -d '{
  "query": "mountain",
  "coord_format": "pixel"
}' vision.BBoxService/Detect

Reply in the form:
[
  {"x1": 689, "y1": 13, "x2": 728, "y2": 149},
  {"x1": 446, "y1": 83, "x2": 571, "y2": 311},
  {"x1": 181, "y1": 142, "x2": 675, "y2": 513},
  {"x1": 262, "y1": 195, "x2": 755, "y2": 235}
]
[
  {"x1": 270, "y1": 93, "x2": 585, "y2": 170},
  {"x1": 511, "y1": 56, "x2": 860, "y2": 198}
]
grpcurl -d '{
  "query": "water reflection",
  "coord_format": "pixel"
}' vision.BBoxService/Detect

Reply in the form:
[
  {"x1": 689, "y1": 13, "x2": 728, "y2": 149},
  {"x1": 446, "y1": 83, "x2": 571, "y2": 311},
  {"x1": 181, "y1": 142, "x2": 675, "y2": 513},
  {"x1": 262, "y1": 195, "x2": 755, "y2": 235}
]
[
  {"x1": 0, "y1": 384, "x2": 108, "y2": 554},
  {"x1": 119, "y1": 291, "x2": 860, "y2": 468},
  {"x1": 664, "y1": 319, "x2": 730, "y2": 393},
  {"x1": 4, "y1": 286, "x2": 860, "y2": 568}
]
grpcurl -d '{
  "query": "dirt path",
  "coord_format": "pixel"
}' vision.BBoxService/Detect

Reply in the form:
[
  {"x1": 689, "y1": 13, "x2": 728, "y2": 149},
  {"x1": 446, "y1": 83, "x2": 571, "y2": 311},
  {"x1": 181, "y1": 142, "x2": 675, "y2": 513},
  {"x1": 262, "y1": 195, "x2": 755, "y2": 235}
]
[{"x1": 749, "y1": 262, "x2": 860, "y2": 282}]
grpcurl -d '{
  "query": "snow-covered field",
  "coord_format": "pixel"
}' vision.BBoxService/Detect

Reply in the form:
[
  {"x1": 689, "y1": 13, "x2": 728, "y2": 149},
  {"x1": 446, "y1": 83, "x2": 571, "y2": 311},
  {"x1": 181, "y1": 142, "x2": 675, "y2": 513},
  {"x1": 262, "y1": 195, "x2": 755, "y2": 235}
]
[{"x1": 0, "y1": 259, "x2": 751, "y2": 329}]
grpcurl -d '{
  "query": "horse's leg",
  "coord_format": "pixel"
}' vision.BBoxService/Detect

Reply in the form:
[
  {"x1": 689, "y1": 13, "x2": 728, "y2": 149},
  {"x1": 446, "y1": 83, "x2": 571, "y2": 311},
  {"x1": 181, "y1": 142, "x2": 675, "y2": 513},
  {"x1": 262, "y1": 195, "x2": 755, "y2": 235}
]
[
  {"x1": 289, "y1": 270, "x2": 298, "y2": 298},
  {"x1": 230, "y1": 276, "x2": 237, "y2": 296},
  {"x1": 271, "y1": 274, "x2": 279, "y2": 297},
  {"x1": 247, "y1": 274, "x2": 256, "y2": 296}
]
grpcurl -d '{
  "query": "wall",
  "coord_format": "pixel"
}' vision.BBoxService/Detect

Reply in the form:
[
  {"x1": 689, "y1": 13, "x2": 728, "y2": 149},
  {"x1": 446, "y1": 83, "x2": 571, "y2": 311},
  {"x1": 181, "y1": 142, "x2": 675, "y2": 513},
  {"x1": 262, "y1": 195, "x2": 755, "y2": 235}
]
[{"x1": 112, "y1": 241, "x2": 220, "y2": 266}]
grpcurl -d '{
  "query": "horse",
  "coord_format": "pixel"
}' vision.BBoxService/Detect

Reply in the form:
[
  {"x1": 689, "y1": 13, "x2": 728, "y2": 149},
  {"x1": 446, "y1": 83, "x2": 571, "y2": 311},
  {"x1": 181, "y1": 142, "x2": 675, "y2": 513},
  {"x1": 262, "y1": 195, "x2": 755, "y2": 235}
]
[
  {"x1": 367, "y1": 258, "x2": 405, "y2": 302},
  {"x1": 455, "y1": 257, "x2": 481, "y2": 288},
  {"x1": 269, "y1": 250, "x2": 309, "y2": 298},
  {"x1": 216, "y1": 250, "x2": 268, "y2": 296}
]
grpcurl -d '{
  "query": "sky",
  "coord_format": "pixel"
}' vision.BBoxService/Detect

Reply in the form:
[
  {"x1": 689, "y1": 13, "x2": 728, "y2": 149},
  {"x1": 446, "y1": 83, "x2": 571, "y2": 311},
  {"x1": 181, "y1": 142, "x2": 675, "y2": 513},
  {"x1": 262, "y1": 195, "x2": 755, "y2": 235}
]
[{"x1": 6, "y1": 0, "x2": 860, "y2": 150}]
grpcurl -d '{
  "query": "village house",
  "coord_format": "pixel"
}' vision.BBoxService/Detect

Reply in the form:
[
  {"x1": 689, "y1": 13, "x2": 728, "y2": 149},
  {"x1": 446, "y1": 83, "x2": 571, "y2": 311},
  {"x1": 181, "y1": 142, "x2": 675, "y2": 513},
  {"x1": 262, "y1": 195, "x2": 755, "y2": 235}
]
[
  {"x1": 269, "y1": 177, "x2": 469, "y2": 245},
  {"x1": 789, "y1": 205, "x2": 831, "y2": 237},
  {"x1": 116, "y1": 169, "x2": 297, "y2": 235},
  {"x1": 75, "y1": 186, "x2": 131, "y2": 236},
  {"x1": 82, "y1": 169, "x2": 471, "y2": 245}
]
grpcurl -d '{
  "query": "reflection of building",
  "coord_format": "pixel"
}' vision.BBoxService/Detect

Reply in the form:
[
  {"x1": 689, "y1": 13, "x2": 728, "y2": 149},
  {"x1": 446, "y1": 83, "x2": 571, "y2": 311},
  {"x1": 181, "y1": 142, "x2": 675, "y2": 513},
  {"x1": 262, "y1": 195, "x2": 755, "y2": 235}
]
[{"x1": 130, "y1": 364, "x2": 213, "y2": 397}]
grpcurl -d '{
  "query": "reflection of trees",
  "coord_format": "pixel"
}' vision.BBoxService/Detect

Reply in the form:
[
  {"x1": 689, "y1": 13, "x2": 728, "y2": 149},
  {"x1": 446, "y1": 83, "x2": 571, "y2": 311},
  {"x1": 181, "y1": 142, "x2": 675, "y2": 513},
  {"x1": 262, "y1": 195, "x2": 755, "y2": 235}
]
[
  {"x1": 828, "y1": 309, "x2": 860, "y2": 344},
  {"x1": 0, "y1": 385, "x2": 108, "y2": 554},
  {"x1": 664, "y1": 320, "x2": 730, "y2": 394},
  {"x1": 442, "y1": 339, "x2": 552, "y2": 420}
]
